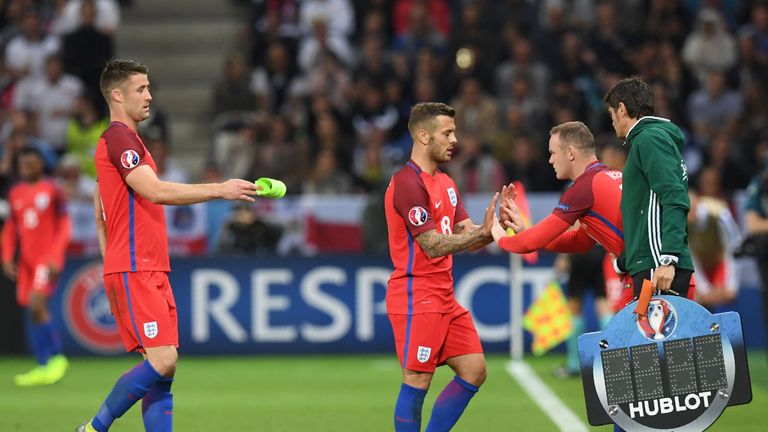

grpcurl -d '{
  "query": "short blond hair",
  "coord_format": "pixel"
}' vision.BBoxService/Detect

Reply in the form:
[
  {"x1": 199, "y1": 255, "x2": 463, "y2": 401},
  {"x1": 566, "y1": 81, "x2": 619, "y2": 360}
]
[{"x1": 550, "y1": 121, "x2": 595, "y2": 153}]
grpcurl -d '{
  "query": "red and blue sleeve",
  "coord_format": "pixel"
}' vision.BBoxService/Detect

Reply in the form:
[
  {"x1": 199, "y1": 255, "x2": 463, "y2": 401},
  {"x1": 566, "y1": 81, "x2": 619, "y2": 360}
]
[
  {"x1": 392, "y1": 172, "x2": 435, "y2": 237},
  {"x1": 552, "y1": 178, "x2": 594, "y2": 225},
  {"x1": 498, "y1": 214, "x2": 571, "y2": 253},
  {"x1": 106, "y1": 129, "x2": 148, "y2": 179}
]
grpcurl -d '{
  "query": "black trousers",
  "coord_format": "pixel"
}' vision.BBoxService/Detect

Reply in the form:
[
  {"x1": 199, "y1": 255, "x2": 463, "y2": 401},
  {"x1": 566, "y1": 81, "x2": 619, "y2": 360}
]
[{"x1": 631, "y1": 268, "x2": 693, "y2": 298}]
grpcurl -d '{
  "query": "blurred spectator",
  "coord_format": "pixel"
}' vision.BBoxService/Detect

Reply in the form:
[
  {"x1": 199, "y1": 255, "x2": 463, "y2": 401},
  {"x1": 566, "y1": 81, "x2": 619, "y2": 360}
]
[
  {"x1": 687, "y1": 71, "x2": 742, "y2": 146},
  {"x1": 299, "y1": 0, "x2": 353, "y2": 39},
  {"x1": 448, "y1": 1, "x2": 496, "y2": 84},
  {"x1": 218, "y1": 203, "x2": 283, "y2": 255},
  {"x1": 587, "y1": 0, "x2": 631, "y2": 76},
  {"x1": 13, "y1": 55, "x2": 82, "y2": 152},
  {"x1": 736, "y1": 33, "x2": 768, "y2": 95},
  {"x1": 306, "y1": 49, "x2": 352, "y2": 113},
  {"x1": 704, "y1": 133, "x2": 751, "y2": 192},
  {"x1": 450, "y1": 76, "x2": 499, "y2": 146},
  {"x1": 393, "y1": 0, "x2": 450, "y2": 38},
  {"x1": 4, "y1": 8, "x2": 59, "y2": 79},
  {"x1": 250, "y1": 41, "x2": 301, "y2": 112},
  {"x1": 50, "y1": 0, "x2": 120, "y2": 35},
  {"x1": 495, "y1": 37, "x2": 550, "y2": 105},
  {"x1": 56, "y1": 151, "x2": 94, "y2": 201},
  {"x1": 249, "y1": 1, "x2": 299, "y2": 67},
  {"x1": 211, "y1": 52, "x2": 256, "y2": 118},
  {"x1": 688, "y1": 187, "x2": 741, "y2": 309},
  {"x1": 65, "y1": 92, "x2": 108, "y2": 178},
  {"x1": 61, "y1": 0, "x2": 113, "y2": 104},
  {"x1": 0, "y1": 0, "x2": 26, "y2": 49},
  {"x1": 644, "y1": 0, "x2": 690, "y2": 48},
  {"x1": 446, "y1": 134, "x2": 505, "y2": 194},
  {"x1": 297, "y1": 16, "x2": 354, "y2": 71},
  {"x1": 310, "y1": 111, "x2": 352, "y2": 172},
  {"x1": 351, "y1": 83, "x2": 402, "y2": 142},
  {"x1": 0, "y1": 109, "x2": 57, "y2": 169},
  {"x1": 682, "y1": 8, "x2": 737, "y2": 86},
  {"x1": 503, "y1": 72, "x2": 547, "y2": 133},
  {"x1": 145, "y1": 134, "x2": 188, "y2": 183},
  {"x1": 249, "y1": 114, "x2": 306, "y2": 195},
  {"x1": 211, "y1": 120, "x2": 258, "y2": 181},
  {"x1": 392, "y1": 1, "x2": 447, "y2": 63},
  {"x1": 302, "y1": 148, "x2": 354, "y2": 194},
  {"x1": 354, "y1": 35, "x2": 394, "y2": 94},
  {"x1": 738, "y1": 2, "x2": 768, "y2": 65},
  {"x1": 504, "y1": 134, "x2": 562, "y2": 192}
]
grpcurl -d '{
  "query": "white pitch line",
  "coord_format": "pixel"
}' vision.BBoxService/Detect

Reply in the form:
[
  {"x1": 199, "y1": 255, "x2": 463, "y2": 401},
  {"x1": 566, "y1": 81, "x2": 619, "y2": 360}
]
[{"x1": 506, "y1": 360, "x2": 589, "y2": 432}]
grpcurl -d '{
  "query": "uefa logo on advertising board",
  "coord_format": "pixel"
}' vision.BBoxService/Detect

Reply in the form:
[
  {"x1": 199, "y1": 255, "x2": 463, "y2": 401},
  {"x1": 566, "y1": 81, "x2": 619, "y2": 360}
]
[{"x1": 63, "y1": 261, "x2": 124, "y2": 354}]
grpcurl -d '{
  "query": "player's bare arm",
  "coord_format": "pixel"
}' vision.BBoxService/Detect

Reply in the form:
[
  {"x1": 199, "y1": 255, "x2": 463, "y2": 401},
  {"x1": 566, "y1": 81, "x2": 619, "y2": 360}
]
[
  {"x1": 125, "y1": 165, "x2": 260, "y2": 205},
  {"x1": 455, "y1": 218, "x2": 494, "y2": 251},
  {"x1": 416, "y1": 193, "x2": 497, "y2": 257},
  {"x1": 93, "y1": 183, "x2": 107, "y2": 258}
]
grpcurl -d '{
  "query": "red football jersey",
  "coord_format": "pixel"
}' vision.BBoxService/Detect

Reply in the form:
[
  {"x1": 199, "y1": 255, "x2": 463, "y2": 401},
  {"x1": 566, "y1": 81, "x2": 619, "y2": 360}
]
[
  {"x1": 552, "y1": 161, "x2": 624, "y2": 255},
  {"x1": 385, "y1": 160, "x2": 470, "y2": 314},
  {"x1": 95, "y1": 122, "x2": 169, "y2": 275},
  {"x1": 1, "y1": 179, "x2": 69, "y2": 267}
]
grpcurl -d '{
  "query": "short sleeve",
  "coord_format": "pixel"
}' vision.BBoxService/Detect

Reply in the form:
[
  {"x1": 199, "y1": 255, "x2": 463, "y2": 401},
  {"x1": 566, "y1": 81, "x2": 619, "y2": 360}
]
[
  {"x1": 454, "y1": 188, "x2": 469, "y2": 223},
  {"x1": 551, "y1": 178, "x2": 594, "y2": 225},
  {"x1": 106, "y1": 128, "x2": 148, "y2": 179},
  {"x1": 392, "y1": 173, "x2": 436, "y2": 237}
]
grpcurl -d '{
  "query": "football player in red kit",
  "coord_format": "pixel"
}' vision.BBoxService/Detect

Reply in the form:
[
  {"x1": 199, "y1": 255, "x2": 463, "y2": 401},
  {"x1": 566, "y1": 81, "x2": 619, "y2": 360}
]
[
  {"x1": 385, "y1": 102, "x2": 496, "y2": 431},
  {"x1": 2, "y1": 146, "x2": 71, "y2": 386},
  {"x1": 77, "y1": 59, "x2": 259, "y2": 432}
]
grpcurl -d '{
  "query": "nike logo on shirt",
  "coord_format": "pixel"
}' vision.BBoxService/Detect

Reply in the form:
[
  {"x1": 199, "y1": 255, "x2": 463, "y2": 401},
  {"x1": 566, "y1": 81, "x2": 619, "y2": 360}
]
[{"x1": 435, "y1": 201, "x2": 441, "y2": 208}]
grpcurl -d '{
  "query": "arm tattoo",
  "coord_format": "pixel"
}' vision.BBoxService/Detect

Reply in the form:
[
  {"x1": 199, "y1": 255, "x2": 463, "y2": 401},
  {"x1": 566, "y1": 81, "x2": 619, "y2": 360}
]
[{"x1": 415, "y1": 228, "x2": 486, "y2": 258}]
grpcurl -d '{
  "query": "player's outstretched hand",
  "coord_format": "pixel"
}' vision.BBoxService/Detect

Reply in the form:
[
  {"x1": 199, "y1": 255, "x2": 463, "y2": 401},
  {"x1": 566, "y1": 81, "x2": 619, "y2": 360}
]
[
  {"x1": 500, "y1": 196, "x2": 526, "y2": 233},
  {"x1": 498, "y1": 184, "x2": 515, "y2": 226},
  {"x1": 219, "y1": 179, "x2": 260, "y2": 202},
  {"x1": 481, "y1": 192, "x2": 499, "y2": 239},
  {"x1": 2, "y1": 261, "x2": 16, "y2": 280}
]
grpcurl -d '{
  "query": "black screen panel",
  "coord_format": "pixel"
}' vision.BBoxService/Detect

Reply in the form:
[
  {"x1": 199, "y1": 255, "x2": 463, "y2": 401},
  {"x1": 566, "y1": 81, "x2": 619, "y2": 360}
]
[
  {"x1": 664, "y1": 338, "x2": 698, "y2": 396},
  {"x1": 601, "y1": 348, "x2": 634, "y2": 405},
  {"x1": 631, "y1": 344, "x2": 665, "y2": 400},
  {"x1": 694, "y1": 334, "x2": 728, "y2": 392}
]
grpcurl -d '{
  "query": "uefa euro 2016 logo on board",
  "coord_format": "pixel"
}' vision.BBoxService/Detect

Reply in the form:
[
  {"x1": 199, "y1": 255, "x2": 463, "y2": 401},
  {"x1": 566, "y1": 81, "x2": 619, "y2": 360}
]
[
  {"x1": 63, "y1": 262, "x2": 124, "y2": 354},
  {"x1": 637, "y1": 298, "x2": 678, "y2": 341}
]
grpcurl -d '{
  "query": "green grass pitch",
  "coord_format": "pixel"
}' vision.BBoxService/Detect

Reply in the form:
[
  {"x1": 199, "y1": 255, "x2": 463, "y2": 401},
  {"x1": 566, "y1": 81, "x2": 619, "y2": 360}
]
[{"x1": 1, "y1": 352, "x2": 766, "y2": 431}]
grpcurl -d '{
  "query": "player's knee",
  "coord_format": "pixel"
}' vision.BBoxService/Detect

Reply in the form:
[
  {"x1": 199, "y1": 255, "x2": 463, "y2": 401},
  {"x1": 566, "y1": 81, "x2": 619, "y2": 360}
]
[
  {"x1": 472, "y1": 363, "x2": 488, "y2": 387},
  {"x1": 148, "y1": 349, "x2": 178, "y2": 377}
]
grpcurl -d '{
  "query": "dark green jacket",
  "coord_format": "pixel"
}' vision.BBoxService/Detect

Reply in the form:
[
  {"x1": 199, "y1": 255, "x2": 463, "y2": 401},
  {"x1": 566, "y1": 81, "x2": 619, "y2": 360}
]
[{"x1": 619, "y1": 117, "x2": 694, "y2": 275}]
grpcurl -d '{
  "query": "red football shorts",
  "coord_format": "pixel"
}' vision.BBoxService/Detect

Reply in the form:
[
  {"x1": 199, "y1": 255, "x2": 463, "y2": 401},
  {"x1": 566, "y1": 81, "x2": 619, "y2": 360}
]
[
  {"x1": 16, "y1": 262, "x2": 55, "y2": 306},
  {"x1": 389, "y1": 304, "x2": 483, "y2": 373},
  {"x1": 103, "y1": 271, "x2": 178, "y2": 353}
]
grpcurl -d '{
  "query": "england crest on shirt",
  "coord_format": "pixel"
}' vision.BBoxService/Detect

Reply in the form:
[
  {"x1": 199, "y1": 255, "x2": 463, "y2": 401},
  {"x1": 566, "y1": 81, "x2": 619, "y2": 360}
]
[
  {"x1": 143, "y1": 321, "x2": 158, "y2": 339},
  {"x1": 417, "y1": 346, "x2": 431, "y2": 363},
  {"x1": 447, "y1": 187, "x2": 457, "y2": 207},
  {"x1": 121, "y1": 149, "x2": 140, "y2": 169}
]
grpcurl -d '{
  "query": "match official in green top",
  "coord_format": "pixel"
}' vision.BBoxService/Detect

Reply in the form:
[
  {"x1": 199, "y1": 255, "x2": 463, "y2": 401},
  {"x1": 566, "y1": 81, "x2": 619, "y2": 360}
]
[{"x1": 604, "y1": 77, "x2": 694, "y2": 297}]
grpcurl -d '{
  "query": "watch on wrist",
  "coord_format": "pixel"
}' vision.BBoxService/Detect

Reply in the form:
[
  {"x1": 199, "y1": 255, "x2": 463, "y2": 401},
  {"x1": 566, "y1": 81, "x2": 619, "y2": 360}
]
[{"x1": 659, "y1": 255, "x2": 676, "y2": 267}]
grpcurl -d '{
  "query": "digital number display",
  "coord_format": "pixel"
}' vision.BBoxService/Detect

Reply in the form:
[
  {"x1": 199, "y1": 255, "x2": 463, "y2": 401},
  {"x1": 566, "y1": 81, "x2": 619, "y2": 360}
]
[
  {"x1": 601, "y1": 348, "x2": 634, "y2": 405},
  {"x1": 664, "y1": 338, "x2": 698, "y2": 395},
  {"x1": 631, "y1": 344, "x2": 665, "y2": 401},
  {"x1": 695, "y1": 334, "x2": 728, "y2": 392}
]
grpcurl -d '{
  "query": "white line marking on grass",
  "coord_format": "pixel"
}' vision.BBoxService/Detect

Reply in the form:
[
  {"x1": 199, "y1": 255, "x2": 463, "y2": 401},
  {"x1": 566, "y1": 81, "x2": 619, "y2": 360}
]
[{"x1": 506, "y1": 360, "x2": 589, "y2": 432}]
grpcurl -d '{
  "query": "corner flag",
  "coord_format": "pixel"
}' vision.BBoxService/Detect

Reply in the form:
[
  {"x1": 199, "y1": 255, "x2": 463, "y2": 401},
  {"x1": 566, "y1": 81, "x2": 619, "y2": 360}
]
[{"x1": 523, "y1": 281, "x2": 573, "y2": 356}]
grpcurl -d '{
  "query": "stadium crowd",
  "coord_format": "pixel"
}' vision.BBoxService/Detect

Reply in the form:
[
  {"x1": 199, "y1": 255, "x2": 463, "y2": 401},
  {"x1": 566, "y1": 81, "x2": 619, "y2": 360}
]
[{"x1": 0, "y1": 0, "x2": 767, "y2": 256}]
